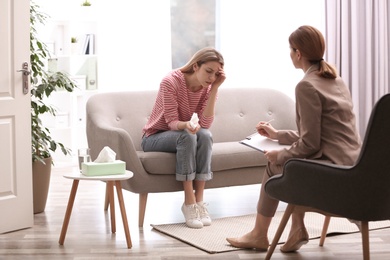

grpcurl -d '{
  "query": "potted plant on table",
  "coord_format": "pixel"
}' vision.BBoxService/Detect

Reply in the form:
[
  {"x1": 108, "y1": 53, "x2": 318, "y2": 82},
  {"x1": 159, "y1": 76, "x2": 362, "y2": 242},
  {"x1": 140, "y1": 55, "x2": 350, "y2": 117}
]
[
  {"x1": 30, "y1": 1, "x2": 78, "y2": 213},
  {"x1": 82, "y1": 0, "x2": 92, "y2": 6}
]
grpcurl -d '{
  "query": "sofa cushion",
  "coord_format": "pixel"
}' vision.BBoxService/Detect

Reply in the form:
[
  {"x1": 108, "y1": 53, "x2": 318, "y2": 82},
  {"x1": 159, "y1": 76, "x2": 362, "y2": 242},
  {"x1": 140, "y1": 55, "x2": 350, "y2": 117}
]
[
  {"x1": 211, "y1": 142, "x2": 266, "y2": 171},
  {"x1": 138, "y1": 151, "x2": 176, "y2": 174},
  {"x1": 138, "y1": 141, "x2": 266, "y2": 175}
]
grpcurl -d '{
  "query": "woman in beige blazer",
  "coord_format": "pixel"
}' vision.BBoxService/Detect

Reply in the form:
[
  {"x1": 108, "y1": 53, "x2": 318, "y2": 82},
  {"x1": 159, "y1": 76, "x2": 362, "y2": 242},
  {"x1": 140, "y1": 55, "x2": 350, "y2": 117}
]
[{"x1": 227, "y1": 25, "x2": 361, "y2": 253}]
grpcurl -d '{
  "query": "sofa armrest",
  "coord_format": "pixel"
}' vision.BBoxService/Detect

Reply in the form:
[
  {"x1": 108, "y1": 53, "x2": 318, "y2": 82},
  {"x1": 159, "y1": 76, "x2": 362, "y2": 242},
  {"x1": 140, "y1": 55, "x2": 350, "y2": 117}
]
[{"x1": 86, "y1": 114, "x2": 151, "y2": 191}]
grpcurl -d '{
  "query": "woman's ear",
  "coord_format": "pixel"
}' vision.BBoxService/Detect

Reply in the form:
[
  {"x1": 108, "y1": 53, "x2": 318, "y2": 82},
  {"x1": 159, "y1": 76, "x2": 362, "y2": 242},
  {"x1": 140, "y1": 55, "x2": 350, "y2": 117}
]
[
  {"x1": 193, "y1": 63, "x2": 199, "y2": 71},
  {"x1": 296, "y1": 49, "x2": 302, "y2": 60}
]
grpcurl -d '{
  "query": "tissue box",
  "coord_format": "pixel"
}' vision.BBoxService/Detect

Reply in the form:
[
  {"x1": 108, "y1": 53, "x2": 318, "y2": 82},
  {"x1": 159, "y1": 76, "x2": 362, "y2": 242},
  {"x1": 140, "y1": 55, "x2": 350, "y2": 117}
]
[{"x1": 81, "y1": 160, "x2": 126, "y2": 176}]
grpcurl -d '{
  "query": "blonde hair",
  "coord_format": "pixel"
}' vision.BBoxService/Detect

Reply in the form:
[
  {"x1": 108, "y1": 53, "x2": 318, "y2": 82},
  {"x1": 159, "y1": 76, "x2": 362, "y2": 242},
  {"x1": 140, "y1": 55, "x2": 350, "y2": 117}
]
[
  {"x1": 180, "y1": 47, "x2": 224, "y2": 73},
  {"x1": 289, "y1": 25, "x2": 338, "y2": 79}
]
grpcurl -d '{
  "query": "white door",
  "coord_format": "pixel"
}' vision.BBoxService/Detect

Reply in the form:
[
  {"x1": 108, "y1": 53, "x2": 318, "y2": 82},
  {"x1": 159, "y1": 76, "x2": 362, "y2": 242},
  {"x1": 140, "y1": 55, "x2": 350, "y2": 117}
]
[{"x1": 0, "y1": 0, "x2": 33, "y2": 233}]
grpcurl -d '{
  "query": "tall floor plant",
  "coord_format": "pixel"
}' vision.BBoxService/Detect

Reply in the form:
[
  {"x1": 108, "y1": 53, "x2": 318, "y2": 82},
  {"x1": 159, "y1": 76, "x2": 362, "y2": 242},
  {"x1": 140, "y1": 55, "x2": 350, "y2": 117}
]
[
  {"x1": 30, "y1": 1, "x2": 77, "y2": 163},
  {"x1": 30, "y1": 1, "x2": 77, "y2": 213}
]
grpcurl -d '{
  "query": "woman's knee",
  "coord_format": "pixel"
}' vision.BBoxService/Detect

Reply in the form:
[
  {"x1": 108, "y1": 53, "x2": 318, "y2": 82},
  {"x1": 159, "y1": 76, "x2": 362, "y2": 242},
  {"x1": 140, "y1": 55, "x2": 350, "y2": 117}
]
[
  {"x1": 266, "y1": 162, "x2": 283, "y2": 177},
  {"x1": 197, "y1": 128, "x2": 213, "y2": 144},
  {"x1": 177, "y1": 130, "x2": 197, "y2": 148}
]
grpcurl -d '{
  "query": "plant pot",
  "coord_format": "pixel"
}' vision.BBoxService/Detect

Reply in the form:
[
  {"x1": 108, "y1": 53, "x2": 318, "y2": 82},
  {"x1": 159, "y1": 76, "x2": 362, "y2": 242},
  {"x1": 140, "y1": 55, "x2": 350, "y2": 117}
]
[
  {"x1": 71, "y1": 43, "x2": 79, "y2": 55},
  {"x1": 32, "y1": 157, "x2": 52, "y2": 214}
]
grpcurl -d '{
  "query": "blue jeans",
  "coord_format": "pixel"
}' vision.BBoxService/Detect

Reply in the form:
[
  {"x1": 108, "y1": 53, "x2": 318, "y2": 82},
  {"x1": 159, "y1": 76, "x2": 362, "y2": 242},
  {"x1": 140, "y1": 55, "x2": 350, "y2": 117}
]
[{"x1": 141, "y1": 128, "x2": 213, "y2": 181}]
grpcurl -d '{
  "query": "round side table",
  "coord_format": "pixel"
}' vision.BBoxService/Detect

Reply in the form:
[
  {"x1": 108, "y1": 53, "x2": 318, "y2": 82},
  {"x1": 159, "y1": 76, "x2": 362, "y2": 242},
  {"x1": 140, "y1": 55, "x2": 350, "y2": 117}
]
[{"x1": 58, "y1": 169, "x2": 134, "y2": 248}]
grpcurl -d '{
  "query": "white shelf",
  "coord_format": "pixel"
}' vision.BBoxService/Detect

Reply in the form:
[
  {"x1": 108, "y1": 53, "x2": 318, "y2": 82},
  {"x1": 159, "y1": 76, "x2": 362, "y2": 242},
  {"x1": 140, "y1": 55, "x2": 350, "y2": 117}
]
[
  {"x1": 46, "y1": 6, "x2": 97, "y2": 57},
  {"x1": 41, "y1": 5, "x2": 99, "y2": 166},
  {"x1": 42, "y1": 89, "x2": 97, "y2": 166}
]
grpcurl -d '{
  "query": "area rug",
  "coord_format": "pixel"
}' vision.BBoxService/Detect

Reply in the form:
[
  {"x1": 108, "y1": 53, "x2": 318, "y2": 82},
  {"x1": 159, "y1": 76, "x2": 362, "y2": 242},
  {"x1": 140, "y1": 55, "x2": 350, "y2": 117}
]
[{"x1": 151, "y1": 212, "x2": 390, "y2": 253}]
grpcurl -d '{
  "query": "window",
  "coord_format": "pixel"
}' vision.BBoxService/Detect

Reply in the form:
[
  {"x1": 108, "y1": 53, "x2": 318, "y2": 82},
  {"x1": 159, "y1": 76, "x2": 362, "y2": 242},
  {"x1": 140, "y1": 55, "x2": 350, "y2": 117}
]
[{"x1": 170, "y1": 0, "x2": 216, "y2": 68}]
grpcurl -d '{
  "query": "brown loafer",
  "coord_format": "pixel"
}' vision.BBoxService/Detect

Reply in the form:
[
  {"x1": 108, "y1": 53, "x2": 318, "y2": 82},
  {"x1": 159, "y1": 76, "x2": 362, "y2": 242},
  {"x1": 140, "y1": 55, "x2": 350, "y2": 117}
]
[{"x1": 280, "y1": 227, "x2": 309, "y2": 253}]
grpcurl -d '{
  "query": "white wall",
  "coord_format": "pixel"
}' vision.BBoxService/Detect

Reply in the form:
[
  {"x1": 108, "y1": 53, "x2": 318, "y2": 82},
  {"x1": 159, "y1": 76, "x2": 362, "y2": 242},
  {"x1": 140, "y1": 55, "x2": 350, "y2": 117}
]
[
  {"x1": 218, "y1": 0, "x2": 325, "y2": 98},
  {"x1": 35, "y1": 0, "x2": 325, "y2": 98}
]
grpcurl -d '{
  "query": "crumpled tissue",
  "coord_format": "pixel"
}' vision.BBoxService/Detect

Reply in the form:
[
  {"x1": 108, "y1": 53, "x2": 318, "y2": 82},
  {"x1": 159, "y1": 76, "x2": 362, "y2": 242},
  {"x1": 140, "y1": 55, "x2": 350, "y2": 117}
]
[
  {"x1": 94, "y1": 146, "x2": 116, "y2": 163},
  {"x1": 189, "y1": 112, "x2": 199, "y2": 129}
]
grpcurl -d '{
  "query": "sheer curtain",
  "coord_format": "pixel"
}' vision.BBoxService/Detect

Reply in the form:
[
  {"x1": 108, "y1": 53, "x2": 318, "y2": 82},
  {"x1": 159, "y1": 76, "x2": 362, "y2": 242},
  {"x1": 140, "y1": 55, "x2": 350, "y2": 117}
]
[{"x1": 325, "y1": 0, "x2": 390, "y2": 136}]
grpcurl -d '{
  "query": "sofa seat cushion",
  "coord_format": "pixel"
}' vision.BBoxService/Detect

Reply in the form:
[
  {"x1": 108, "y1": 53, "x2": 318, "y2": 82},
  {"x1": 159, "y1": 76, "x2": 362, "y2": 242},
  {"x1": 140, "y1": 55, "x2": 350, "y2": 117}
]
[
  {"x1": 138, "y1": 142, "x2": 266, "y2": 175},
  {"x1": 211, "y1": 142, "x2": 266, "y2": 171},
  {"x1": 138, "y1": 151, "x2": 176, "y2": 175}
]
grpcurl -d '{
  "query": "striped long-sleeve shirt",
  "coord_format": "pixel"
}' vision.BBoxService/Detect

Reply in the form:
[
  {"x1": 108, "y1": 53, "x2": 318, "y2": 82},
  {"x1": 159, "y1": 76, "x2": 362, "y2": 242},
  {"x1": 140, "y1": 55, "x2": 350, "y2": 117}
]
[{"x1": 143, "y1": 70, "x2": 214, "y2": 137}]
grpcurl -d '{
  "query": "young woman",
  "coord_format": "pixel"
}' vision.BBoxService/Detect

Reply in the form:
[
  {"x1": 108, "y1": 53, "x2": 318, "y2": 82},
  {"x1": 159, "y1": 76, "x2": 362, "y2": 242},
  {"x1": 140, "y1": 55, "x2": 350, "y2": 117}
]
[
  {"x1": 141, "y1": 47, "x2": 226, "y2": 228},
  {"x1": 226, "y1": 25, "x2": 361, "y2": 251}
]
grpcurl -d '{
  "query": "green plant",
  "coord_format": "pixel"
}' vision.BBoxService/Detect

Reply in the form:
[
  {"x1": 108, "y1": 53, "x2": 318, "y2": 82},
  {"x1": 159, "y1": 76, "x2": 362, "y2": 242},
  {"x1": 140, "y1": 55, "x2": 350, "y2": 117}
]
[
  {"x1": 82, "y1": 0, "x2": 91, "y2": 6},
  {"x1": 71, "y1": 37, "x2": 78, "y2": 43},
  {"x1": 30, "y1": 1, "x2": 78, "y2": 163}
]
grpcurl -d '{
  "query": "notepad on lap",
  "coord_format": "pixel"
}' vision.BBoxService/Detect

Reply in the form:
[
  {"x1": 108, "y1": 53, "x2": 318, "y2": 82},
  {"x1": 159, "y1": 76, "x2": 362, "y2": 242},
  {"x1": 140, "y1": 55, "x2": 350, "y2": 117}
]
[{"x1": 239, "y1": 133, "x2": 290, "y2": 153}]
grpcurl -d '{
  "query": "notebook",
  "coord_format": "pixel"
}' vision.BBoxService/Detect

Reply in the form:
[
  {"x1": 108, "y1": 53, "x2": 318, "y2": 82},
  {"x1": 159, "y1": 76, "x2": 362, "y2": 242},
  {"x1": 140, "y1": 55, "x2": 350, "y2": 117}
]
[{"x1": 239, "y1": 133, "x2": 290, "y2": 153}]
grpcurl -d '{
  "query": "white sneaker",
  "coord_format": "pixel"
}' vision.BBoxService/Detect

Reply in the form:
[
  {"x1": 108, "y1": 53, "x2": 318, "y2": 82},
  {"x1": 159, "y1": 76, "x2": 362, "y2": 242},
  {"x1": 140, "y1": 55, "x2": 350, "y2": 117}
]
[
  {"x1": 197, "y1": 201, "x2": 212, "y2": 226},
  {"x1": 181, "y1": 203, "x2": 203, "y2": 229}
]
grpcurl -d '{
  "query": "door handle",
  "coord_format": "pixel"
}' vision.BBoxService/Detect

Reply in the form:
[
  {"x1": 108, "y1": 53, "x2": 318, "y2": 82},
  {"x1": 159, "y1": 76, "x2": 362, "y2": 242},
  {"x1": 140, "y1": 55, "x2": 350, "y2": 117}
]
[{"x1": 17, "y1": 62, "x2": 31, "y2": 95}]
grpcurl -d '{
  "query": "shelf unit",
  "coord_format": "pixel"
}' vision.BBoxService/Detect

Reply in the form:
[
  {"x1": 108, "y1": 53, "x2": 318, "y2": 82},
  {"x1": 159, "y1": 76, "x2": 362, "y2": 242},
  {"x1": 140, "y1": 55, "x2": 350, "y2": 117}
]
[
  {"x1": 41, "y1": 84, "x2": 97, "y2": 166},
  {"x1": 46, "y1": 6, "x2": 98, "y2": 57},
  {"x1": 41, "y1": 6, "x2": 99, "y2": 166}
]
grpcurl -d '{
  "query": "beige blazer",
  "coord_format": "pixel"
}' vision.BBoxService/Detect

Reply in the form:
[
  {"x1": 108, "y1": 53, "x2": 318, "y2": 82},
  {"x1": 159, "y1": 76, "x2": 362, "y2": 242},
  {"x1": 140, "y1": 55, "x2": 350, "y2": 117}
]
[{"x1": 276, "y1": 65, "x2": 361, "y2": 166}]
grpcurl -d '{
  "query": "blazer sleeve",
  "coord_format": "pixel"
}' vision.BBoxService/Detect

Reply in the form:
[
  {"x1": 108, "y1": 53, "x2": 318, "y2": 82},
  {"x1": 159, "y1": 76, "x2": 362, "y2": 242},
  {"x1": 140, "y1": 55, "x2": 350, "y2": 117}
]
[{"x1": 276, "y1": 81, "x2": 323, "y2": 165}]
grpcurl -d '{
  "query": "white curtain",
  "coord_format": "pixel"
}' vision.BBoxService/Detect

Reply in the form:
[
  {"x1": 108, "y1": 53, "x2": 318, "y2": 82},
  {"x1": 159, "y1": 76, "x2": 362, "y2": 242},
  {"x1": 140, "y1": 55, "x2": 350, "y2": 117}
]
[{"x1": 325, "y1": 0, "x2": 390, "y2": 137}]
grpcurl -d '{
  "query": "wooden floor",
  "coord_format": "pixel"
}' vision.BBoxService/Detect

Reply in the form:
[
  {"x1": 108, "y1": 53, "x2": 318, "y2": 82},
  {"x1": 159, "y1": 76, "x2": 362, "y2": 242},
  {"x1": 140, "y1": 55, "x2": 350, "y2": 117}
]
[{"x1": 1, "y1": 165, "x2": 390, "y2": 260}]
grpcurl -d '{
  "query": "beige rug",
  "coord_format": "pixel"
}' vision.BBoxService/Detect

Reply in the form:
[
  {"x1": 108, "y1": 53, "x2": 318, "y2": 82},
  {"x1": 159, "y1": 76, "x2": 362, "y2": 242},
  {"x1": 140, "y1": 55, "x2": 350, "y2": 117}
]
[{"x1": 151, "y1": 212, "x2": 390, "y2": 253}]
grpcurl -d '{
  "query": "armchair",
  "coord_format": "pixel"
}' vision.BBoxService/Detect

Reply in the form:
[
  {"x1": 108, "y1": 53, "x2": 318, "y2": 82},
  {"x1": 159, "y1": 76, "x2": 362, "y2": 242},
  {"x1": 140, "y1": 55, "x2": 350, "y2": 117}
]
[{"x1": 264, "y1": 93, "x2": 390, "y2": 260}]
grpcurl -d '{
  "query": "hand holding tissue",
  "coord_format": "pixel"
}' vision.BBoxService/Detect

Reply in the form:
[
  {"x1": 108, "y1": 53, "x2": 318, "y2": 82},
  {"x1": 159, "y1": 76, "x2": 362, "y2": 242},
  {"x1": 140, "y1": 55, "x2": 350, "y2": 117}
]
[
  {"x1": 81, "y1": 146, "x2": 126, "y2": 176},
  {"x1": 189, "y1": 113, "x2": 199, "y2": 129}
]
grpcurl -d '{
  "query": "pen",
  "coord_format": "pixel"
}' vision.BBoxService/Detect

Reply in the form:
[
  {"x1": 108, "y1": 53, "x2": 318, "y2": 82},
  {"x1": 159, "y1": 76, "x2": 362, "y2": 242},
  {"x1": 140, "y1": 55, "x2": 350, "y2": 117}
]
[
  {"x1": 256, "y1": 119, "x2": 274, "y2": 129},
  {"x1": 253, "y1": 119, "x2": 275, "y2": 134}
]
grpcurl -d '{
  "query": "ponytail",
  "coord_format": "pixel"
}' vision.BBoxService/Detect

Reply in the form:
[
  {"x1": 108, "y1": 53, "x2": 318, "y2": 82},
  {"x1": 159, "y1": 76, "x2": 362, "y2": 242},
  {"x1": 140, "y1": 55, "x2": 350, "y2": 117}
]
[{"x1": 317, "y1": 60, "x2": 338, "y2": 79}]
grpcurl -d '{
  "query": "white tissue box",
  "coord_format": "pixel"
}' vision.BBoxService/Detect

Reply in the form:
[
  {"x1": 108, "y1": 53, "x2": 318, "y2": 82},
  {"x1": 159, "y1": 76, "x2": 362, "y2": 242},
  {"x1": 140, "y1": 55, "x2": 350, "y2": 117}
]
[{"x1": 81, "y1": 160, "x2": 126, "y2": 176}]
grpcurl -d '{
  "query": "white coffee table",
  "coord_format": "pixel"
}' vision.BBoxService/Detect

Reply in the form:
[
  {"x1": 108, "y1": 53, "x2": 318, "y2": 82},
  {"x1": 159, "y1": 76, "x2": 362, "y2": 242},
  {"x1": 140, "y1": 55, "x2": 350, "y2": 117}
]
[{"x1": 58, "y1": 169, "x2": 134, "y2": 248}]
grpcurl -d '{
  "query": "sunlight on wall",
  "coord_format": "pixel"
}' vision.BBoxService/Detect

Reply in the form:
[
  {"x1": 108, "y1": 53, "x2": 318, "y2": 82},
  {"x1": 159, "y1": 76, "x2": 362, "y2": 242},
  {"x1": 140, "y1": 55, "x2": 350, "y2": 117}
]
[
  {"x1": 219, "y1": 0, "x2": 325, "y2": 99},
  {"x1": 96, "y1": 0, "x2": 172, "y2": 92},
  {"x1": 35, "y1": 0, "x2": 325, "y2": 98}
]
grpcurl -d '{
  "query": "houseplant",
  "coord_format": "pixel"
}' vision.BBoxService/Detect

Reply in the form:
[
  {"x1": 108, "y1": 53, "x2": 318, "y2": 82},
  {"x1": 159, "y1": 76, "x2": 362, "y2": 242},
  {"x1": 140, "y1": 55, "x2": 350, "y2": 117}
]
[
  {"x1": 82, "y1": 0, "x2": 91, "y2": 6},
  {"x1": 30, "y1": 1, "x2": 78, "y2": 213},
  {"x1": 71, "y1": 37, "x2": 78, "y2": 55}
]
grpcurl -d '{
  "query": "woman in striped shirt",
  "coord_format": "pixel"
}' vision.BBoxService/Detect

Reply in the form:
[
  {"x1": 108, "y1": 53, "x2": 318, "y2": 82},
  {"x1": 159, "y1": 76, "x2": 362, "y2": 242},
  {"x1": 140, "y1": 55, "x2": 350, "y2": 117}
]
[{"x1": 141, "y1": 47, "x2": 226, "y2": 228}]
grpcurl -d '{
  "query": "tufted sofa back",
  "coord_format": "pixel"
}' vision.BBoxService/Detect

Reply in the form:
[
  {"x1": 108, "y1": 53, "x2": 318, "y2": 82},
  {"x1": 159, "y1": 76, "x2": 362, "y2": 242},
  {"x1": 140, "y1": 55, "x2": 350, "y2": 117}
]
[
  {"x1": 86, "y1": 88, "x2": 296, "y2": 158},
  {"x1": 210, "y1": 88, "x2": 296, "y2": 142}
]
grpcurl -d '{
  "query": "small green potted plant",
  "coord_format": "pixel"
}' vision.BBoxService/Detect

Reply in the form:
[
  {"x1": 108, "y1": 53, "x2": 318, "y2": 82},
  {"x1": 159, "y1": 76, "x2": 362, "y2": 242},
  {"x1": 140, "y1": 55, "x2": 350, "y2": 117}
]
[
  {"x1": 82, "y1": 0, "x2": 91, "y2": 6},
  {"x1": 30, "y1": 1, "x2": 78, "y2": 213},
  {"x1": 71, "y1": 37, "x2": 78, "y2": 54}
]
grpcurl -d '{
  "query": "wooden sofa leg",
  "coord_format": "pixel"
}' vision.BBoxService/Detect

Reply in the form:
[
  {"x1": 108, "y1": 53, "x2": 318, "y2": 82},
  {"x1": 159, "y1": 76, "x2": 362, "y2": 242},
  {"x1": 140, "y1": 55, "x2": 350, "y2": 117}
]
[
  {"x1": 138, "y1": 193, "x2": 148, "y2": 227},
  {"x1": 319, "y1": 216, "x2": 331, "y2": 246},
  {"x1": 361, "y1": 221, "x2": 370, "y2": 260}
]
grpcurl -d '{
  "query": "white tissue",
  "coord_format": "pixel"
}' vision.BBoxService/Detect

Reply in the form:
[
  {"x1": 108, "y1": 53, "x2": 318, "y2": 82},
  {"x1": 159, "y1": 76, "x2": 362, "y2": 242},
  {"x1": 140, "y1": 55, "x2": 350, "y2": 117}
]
[
  {"x1": 189, "y1": 113, "x2": 199, "y2": 129},
  {"x1": 94, "y1": 146, "x2": 116, "y2": 163}
]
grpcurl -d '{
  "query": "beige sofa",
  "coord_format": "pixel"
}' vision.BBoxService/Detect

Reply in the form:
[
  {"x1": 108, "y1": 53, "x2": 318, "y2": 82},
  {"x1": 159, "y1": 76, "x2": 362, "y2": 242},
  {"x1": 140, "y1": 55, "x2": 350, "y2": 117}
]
[{"x1": 86, "y1": 88, "x2": 296, "y2": 226}]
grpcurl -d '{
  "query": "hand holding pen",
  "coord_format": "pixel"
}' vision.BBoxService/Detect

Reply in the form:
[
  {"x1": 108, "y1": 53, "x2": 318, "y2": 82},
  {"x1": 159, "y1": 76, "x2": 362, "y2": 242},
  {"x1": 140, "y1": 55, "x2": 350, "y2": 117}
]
[{"x1": 256, "y1": 119, "x2": 278, "y2": 139}]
